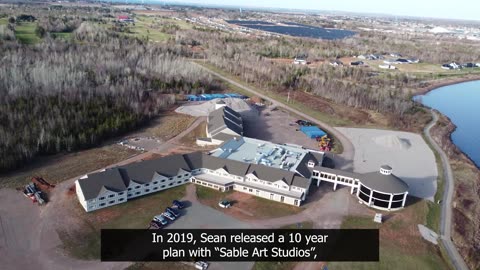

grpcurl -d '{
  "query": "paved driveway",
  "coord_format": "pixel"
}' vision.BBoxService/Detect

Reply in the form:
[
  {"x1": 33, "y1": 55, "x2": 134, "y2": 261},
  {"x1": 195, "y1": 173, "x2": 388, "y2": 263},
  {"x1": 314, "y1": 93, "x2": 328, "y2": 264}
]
[{"x1": 167, "y1": 200, "x2": 253, "y2": 270}]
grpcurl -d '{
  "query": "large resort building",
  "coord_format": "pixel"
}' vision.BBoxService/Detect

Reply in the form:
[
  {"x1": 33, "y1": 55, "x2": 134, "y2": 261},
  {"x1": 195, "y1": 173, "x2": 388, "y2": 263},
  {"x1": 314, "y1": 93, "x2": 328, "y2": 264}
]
[{"x1": 75, "y1": 105, "x2": 410, "y2": 212}]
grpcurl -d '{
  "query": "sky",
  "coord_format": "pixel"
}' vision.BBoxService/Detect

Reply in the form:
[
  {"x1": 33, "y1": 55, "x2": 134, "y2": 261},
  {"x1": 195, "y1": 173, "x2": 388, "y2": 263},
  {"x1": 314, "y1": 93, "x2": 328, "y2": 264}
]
[{"x1": 161, "y1": 0, "x2": 478, "y2": 21}]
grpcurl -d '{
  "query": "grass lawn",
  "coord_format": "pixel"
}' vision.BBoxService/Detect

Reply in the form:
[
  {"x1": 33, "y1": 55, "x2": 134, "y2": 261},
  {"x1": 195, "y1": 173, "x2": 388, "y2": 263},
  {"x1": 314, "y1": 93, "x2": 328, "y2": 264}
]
[
  {"x1": 0, "y1": 144, "x2": 138, "y2": 189},
  {"x1": 179, "y1": 120, "x2": 207, "y2": 146},
  {"x1": 15, "y1": 22, "x2": 41, "y2": 44},
  {"x1": 254, "y1": 261, "x2": 297, "y2": 270},
  {"x1": 196, "y1": 185, "x2": 302, "y2": 219},
  {"x1": 126, "y1": 262, "x2": 192, "y2": 270},
  {"x1": 326, "y1": 200, "x2": 450, "y2": 270},
  {"x1": 0, "y1": 17, "x2": 7, "y2": 25},
  {"x1": 142, "y1": 113, "x2": 196, "y2": 141},
  {"x1": 59, "y1": 185, "x2": 187, "y2": 260},
  {"x1": 130, "y1": 16, "x2": 171, "y2": 42},
  {"x1": 50, "y1": 31, "x2": 73, "y2": 40},
  {"x1": 280, "y1": 221, "x2": 314, "y2": 229}
]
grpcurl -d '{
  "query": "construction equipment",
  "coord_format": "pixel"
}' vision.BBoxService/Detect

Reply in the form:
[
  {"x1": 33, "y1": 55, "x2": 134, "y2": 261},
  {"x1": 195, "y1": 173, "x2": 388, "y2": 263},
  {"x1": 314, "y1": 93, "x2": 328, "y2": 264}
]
[
  {"x1": 316, "y1": 135, "x2": 332, "y2": 152},
  {"x1": 32, "y1": 176, "x2": 55, "y2": 190},
  {"x1": 23, "y1": 183, "x2": 45, "y2": 205}
]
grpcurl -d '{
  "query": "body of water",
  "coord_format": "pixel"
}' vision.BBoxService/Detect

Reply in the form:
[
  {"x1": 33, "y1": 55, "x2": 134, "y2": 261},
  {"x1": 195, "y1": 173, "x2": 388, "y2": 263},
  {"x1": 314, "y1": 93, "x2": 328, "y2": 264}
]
[
  {"x1": 226, "y1": 20, "x2": 355, "y2": 40},
  {"x1": 418, "y1": 80, "x2": 480, "y2": 167}
]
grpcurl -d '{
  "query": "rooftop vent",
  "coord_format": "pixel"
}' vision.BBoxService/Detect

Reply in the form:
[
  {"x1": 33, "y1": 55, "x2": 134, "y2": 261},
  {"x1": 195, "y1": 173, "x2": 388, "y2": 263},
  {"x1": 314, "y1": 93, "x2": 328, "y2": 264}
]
[
  {"x1": 307, "y1": 160, "x2": 316, "y2": 168},
  {"x1": 380, "y1": 165, "x2": 393, "y2": 175}
]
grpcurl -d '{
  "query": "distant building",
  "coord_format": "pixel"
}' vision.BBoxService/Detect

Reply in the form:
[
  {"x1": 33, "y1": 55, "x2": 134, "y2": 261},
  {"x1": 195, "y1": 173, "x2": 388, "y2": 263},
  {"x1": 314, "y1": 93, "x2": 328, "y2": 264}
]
[
  {"x1": 389, "y1": 53, "x2": 402, "y2": 58},
  {"x1": 329, "y1": 60, "x2": 344, "y2": 67},
  {"x1": 117, "y1": 15, "x2": 134, "y2": 23},
  {"x1": 441, "y1": 62, "x2": 461, "y2": 70},
  {"x1": 350, "y1": 61, "x2": 364, "y2": 66},
  {"x1": 196, "y1": 103, "x2": 244, "y2": 146},
  {"x1": 357, "y1": 54, "x2": 382, "y2": 60},
  {"x1": 293, "y1": 57, "x2": 307, "y2": 65}
]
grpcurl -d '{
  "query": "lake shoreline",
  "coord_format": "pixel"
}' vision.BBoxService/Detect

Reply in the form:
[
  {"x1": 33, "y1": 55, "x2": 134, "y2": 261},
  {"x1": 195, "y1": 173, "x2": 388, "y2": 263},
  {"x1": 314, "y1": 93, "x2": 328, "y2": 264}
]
[
  {"x1": 415, "y1": 77, "x2": 480, "y2": 170},
  {"x1": 415, "y1": 74, "x2": 480, "y2": 95}
]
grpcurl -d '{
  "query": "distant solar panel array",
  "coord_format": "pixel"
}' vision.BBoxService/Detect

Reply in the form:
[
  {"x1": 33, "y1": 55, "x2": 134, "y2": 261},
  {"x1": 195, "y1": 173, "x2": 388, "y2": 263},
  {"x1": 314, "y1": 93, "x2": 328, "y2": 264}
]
[{"x1": 186, "y1": 93, "x2": 247, "y2": 101}]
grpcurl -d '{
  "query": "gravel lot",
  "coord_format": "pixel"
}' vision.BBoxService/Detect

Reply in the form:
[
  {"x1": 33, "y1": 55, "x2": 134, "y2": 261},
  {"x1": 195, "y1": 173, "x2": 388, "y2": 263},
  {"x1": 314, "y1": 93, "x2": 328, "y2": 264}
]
[
  {"x1": 244, "y1": 107, "x2": 320, "y2": 150},
  {"x1": 336, "y1": 127, "x2": 438, "y2": 201}
]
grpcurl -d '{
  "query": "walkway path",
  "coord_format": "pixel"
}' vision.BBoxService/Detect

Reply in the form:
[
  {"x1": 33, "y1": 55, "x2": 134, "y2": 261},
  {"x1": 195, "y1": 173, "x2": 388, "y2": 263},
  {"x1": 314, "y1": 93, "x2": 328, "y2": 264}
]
[
  {"x1": 424, "y1": 110, "x2": 469, "y2": 270},
  {"x1": 192, "y1": 62, "x2": 355, "y2": 170}
]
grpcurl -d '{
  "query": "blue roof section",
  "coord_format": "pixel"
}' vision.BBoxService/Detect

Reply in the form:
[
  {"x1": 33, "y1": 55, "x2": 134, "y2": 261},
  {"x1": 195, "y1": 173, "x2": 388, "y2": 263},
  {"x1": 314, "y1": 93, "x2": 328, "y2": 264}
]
[
  {"x1": 300, "y1": 126, "x2": 327, "y2": 138},
  {"x1": 186, "y1": 93, "x2": 247, "y2": 101}
]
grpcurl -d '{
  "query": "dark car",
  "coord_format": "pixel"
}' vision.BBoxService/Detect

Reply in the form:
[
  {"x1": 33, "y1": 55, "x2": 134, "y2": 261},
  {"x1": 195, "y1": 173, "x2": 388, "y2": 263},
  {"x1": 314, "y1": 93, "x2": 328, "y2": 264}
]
[
  {"x1": 172, "y1": 200, "x2": 185, "y2": 209},
  {"x1": 151, "y1": 220, "x2": 163, "y2": 228},
  {"x1": 166, "y1": 207, "x2": 180, "y2": 217}
]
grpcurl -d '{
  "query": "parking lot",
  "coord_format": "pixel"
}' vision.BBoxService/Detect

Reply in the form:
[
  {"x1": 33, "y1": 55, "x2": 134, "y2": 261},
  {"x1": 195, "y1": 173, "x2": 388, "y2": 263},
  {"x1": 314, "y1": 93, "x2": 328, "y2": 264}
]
[
  {"x1": 244, "y1": 106, "x2": 320, "y2": 150},
  {"x1": 156, "y1": 196, "x2": 253, "y2": 270}
]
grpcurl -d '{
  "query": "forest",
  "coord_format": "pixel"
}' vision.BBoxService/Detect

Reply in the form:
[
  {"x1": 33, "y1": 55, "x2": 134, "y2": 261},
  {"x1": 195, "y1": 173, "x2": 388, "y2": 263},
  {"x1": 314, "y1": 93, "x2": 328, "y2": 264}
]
[{"x1": 0, "y1": 12, "x2": 219, "y2": 172}]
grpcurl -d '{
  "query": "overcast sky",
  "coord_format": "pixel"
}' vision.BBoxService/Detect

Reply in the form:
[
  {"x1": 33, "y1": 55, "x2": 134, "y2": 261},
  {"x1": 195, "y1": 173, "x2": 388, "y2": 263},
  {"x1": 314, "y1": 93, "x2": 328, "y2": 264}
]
[{"x1": 162, "y1": 0, "x2": 478, "y2": 21}]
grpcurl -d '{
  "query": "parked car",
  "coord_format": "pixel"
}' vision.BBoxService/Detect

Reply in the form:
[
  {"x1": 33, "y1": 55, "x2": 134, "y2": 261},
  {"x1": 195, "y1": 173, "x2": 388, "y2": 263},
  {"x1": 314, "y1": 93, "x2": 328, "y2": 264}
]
[
  {"x1": 153, "y1": 214, "x2": 168, "y2": 225},
  {"x1": 151, "y1": 219, "x2": 164, "y2": 228},
  {"x1": 295, "y1": 120, "x2": 313, "y2": 126},
  {"x1": 163, "y1": 211, "x2": 176, "y2": 221},
  {"x1": 166, "y1": 207, "x2": 180, "y2": 217},
  {"x1": 195, "y1": 261, "x2": 209, "y2": 270},
  {"x1": 172, "y1": 200, "x2": 185, "y2": 209},
  {"x1": 149, "y1": 221, "x2": 161, "y2": 229},
  {"x1": 218, "y1": 200, "x2": 231, "y2": 208}
]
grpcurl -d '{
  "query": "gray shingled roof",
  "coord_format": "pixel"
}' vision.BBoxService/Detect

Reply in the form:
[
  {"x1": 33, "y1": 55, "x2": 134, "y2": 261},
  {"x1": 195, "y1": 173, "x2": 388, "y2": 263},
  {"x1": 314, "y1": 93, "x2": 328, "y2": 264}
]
[
  {"x1": 212, "y1": 132, "x2": 237, "y2": 141},
  {"x1": 247, "y1": 164, "x2": 296, "y2": 184},
  {"x1": 120, "y1": 154, "x2": 191, "y2": 184},
  {"x1": 360, "y1": 171, "x2": 409, "y2": 194},
  {"x1": 295, "y1": 152, "x2": 324, "y2": 178},
  {"x1": 208, "y1": 106, "x2": 243, "y2": 137},
  {"x1": 78, "y1": 168, "x2": 128, "y2": 200}
]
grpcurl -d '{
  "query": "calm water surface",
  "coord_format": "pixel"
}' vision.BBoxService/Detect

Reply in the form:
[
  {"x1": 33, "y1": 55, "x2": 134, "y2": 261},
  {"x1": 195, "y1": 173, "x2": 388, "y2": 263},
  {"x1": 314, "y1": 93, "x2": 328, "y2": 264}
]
[
  {"x1": 418, "y1": 80, "x2": 480, "y2": 167},
  {"x1": 226, "y1": 20, "x2": 356, "y2": 40}
]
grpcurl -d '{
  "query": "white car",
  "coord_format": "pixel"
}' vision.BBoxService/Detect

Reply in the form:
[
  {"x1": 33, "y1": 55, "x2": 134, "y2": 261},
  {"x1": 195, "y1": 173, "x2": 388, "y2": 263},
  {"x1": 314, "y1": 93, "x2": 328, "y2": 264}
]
[
  {"x1": 195, "y1": 261, "x2": 209, "y2": 270},
  {"x1": 218, "y1": 200, "x2": 231, "y2": 208}
]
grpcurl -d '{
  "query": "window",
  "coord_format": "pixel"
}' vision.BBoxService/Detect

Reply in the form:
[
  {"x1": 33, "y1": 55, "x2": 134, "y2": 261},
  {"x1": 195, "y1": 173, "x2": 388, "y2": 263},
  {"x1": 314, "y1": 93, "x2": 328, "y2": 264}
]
[
  {"x1": 270, "y1": 193, "x2": 274, "y2": 200},
  {"x1": 169, "y1": 183, "x2": 173, "y2": 186},
  {"x1": 128, "y1": 194, "x2": 132, "y2": 197},
  {"x1": 99, "y1": 197, "x2": 105, "y2": 200},
  {"x1": 128, "y1": 188, "x2": 132, "y2": 191},
  {"x1": 108, "y1": 194, "x2": 115, "y2": 198},
  {"x1": 169, "y1": 177, "x2": 173, "y2": 180},
  {"x1": 118, "y1": 192, "x2": 124, "y2": 196},
  {"x1": 119, "y1": 198, "x2": 125, "y2": 202},
  {"x1": 177, "y1": 181, "x2": 182, "y2": 184},
  {"x1": 135, "y1": 192, "x2": 141, "y2": 195},
  {"x1": 99, "y1": 203, "x2": 106, "y2": 207},
  {"x1": 161, "y1": 180, "x2": 166, "y2": 183},
  {"x1": 135, "y1": 186, "x2": 141, "y2": 189},
  {"x1": 153, "y1": 181, "x2": 158, "y2": 184},
  {"x1": 145, "y1": 189, "x2": 150, "y2": 192},
  {"x1": 153, "y1": 187, "x2": 158, "y2": 190},
  {"x1": 161, "y1": 185, "x2": 166, "y2": 188},
  {"x1": 243, "y1": 187, "x2": 247, "y2": 190},
  {"x1": 184, "y1": 174, "x2": 189, "y2": 177},
  {"x1": 294, "y1": 200, "x2": 299, "y2": 206},
  {"x1": 256, "y1": 190, "x2": 260, "y2": 196},
  {"x1": 280, "y1": 196, "x2": 284, "y2": 202},
  {"x1": 184, "y1": 179, "x2": 189, "y2": 182},
  {"x1": 108, "y1": 200, "x2": 115, "y2": 204},
  {"x1": 145, "y1": 183, "x2": 150, "y2": 187},
  {"x1": 249, "y1": 189, "x2": 253, "y2": 192},
  {"x1": 177, "y1": 175, "x2": 182, "y2": 178}
]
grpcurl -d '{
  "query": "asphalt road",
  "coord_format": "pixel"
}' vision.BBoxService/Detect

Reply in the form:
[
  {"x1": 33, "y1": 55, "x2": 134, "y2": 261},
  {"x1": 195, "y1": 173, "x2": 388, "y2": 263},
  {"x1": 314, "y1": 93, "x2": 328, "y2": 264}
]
[
  {"x1": 424, "y1": 110, "x2": 469, "y2": 270},
  {"x1": 192, "y1": 62, "x2": 355, "y2": 171}
]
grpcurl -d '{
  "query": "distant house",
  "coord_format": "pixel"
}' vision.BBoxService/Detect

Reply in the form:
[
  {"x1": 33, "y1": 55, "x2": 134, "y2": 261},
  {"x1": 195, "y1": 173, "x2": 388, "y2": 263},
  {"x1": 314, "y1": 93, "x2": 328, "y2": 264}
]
[
  {"x1": 293, "y1": 57, "x2": 307, "y2": 65},
  {"x1": 407, "y1": 58, "x2": 420, "y2": 63},
  {"x1": 357, "y1": 54, "x2": 381, "y2": 60},
  {"x1": 329, "y1": 60, "x2": 344, "y2": 67},
  {"x1": 117, "y1": 15, "x2": 134, "y2": 23},
  {"x1": 384, "y1": 58, "x2": 411, "y2": 65},
  {"x1": 441, "y1": 62, "x2": 461, "y2": 70},
  {"x1": 390, "y1": 53, "x2": 402, "y2": 58},
  {"x1": 463, "y1": 63, "x2": 476, "y2": 68},
  {"x1": 476, "y1": 63, "x2": 480, "y2": 67},
  {"x1": 379, "y1": 64, "x2": 396, "y2": 70},
  {"x1": 350, "y1": 61, "x2": 364, "y2": 66}
]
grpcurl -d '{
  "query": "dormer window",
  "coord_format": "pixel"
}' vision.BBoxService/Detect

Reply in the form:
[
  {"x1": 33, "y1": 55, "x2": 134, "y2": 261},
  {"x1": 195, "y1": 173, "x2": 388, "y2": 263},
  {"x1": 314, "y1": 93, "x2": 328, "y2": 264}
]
[{"x1": 307, "y1": 160, "x2": 316, "y2": 168}]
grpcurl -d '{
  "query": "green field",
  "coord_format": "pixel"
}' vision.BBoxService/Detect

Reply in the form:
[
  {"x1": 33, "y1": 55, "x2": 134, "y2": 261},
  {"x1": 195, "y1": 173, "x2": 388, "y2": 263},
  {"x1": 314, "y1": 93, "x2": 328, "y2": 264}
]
[
  {"x1": 50, "y1": 32, "x2": 73, "y2": 40},
  {"x1": 129, "y1": 16, "x2": 172, "y2": 42},
  {"x1": 15, "y1": 22, "x2": 41, "y2": 44},
  {"x1": 0, "y1": 17, "x2": 7, "y2": 25}
]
